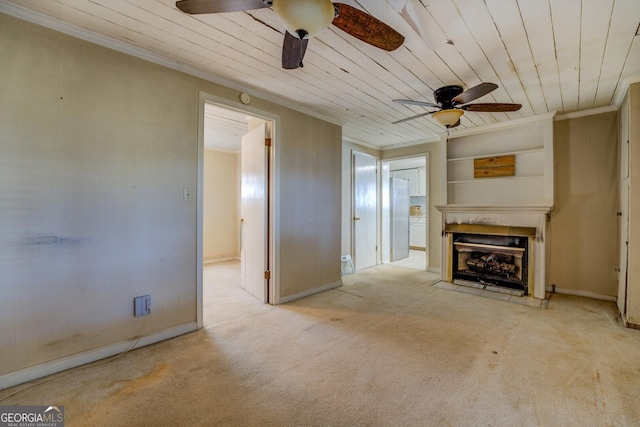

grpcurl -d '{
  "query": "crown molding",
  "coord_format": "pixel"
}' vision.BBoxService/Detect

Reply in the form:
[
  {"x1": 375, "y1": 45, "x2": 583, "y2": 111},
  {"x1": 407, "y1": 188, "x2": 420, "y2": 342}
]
[
  {"x1": 0, "y1": 2, "x2": 344, "y2": 128},
  {"x1": 612, "y1": 74, "x2": 640, "y2": 108},
  {"x1": 446, "y1": 112, "x2": 556, "y2": 140},
  {"x1": 554, "y1": 105, "x2": 618, "y2": 121},
  {"x1": 379, "y1": 136, "x2": 442, "y2": 151},
  {"x1": 341, "y1": 136, "x2": 382, "y2": 151}
]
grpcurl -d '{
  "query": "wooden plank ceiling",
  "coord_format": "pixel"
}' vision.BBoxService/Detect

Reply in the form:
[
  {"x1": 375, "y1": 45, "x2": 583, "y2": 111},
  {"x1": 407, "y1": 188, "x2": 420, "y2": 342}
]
[{"x1": 3, "y1": 0, "x2": 639, "y2": 150}]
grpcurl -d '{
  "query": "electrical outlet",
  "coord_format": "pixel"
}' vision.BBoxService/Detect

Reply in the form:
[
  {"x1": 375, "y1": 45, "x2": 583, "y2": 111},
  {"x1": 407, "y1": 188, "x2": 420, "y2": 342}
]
[{"x1": 134, "y1": 295, "x2": 151, "y2": 317}]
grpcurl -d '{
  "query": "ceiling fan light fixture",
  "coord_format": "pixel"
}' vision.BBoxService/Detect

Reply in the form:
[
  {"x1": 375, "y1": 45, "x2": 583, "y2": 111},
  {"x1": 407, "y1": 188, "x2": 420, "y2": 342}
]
[
  {"x1": 432, "y1": 109, "x2": 464, "y2": 127},
  {"x1": 273, "y1": 0, "x2": 335, "y2": 39}
]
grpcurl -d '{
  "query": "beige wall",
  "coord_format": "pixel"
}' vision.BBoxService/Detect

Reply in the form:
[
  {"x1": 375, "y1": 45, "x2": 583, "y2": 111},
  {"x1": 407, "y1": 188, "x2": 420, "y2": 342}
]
[
  {"x1": 203, "y1": 149, "x2": 240, "y2": 262},
  {"x1": 0, "y1": 13, "x2": 341, "y2": 384},
  {"x1": 550, "y1": 112, "x2": 619, "y2": 297}
]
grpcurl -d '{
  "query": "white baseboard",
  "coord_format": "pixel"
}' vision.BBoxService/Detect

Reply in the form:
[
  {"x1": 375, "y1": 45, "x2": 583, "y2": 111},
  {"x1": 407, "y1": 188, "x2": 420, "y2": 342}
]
[
  {"x1": 619, "y1": 310, "x2": 629, "y2": 325},
  {"x1": 545, "y1": 286, "x2": 617, "y2": 302},
  {"x1": 276, "y1": 280, "x2": 343, "y2": 304},
  {"x1": 428, "y1": 267, "x2": 441, "y2": 274},
  {"x1": 0, "y1": 321, "x2": 198, "y2": 391}
]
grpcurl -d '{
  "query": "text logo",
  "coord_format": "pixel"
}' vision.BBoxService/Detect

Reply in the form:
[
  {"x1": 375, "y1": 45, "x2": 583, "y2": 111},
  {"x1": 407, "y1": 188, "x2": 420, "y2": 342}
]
[{"x1": 0, "y1": 405, "x2": 64, "y2": 427}]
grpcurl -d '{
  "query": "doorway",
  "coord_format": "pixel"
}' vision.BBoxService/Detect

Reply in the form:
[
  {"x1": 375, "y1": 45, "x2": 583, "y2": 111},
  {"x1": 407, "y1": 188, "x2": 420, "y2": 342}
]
[
  {"x1": 381, "y1": 155, "x2": 429, "y2": 271},
  {"x1": 197, "y1": 94, "x2": 277, "y2": 328}
]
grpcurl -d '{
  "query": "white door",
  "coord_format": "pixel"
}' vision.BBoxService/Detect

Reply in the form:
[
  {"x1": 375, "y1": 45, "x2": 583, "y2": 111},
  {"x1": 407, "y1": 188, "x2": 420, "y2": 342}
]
[
  {"x1": 353, "y1": 152, "x2": 377, "y2": 270},
  {"x1": 241, "y1": 123, "x2": 269, "y2": 302},
  {"x1": 390, "y1": 177, "x2": 410, "y2": 261}
]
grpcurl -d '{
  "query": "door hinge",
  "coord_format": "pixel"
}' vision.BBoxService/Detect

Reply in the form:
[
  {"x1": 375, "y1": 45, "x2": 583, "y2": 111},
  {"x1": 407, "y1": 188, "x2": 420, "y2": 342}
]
[
  {"x1": 264, "y1": 270, "x2": 271, "y2": 280},
  {"x1": 265, "y1": 138, "x2": 272, "y2": 147}
]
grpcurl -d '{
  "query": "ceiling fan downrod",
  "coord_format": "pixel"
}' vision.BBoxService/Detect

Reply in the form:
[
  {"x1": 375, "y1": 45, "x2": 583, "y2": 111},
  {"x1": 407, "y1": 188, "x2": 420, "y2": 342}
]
[{"x1": 296, "y1": 29, "x2": 308, "y2": 67}]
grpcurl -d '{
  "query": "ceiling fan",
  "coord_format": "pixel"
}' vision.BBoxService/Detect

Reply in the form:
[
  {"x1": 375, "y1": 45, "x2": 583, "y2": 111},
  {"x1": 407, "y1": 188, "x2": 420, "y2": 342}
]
[
  {"x1": 392, "y1": 83, "x2": 522, "y2": 128},
  {"x1": 175, "y1": 0, "x2": 405, "y2": 69}
]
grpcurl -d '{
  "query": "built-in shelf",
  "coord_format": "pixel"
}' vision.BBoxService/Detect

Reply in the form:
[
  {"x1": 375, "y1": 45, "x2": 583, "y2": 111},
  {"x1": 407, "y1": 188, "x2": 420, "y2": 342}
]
[
  {"x1": 447, "y1": 148, "x2": 544, "y2": 163},
  {"x1": 445, "y1": 116, "x2": 553, "y2": 206}
]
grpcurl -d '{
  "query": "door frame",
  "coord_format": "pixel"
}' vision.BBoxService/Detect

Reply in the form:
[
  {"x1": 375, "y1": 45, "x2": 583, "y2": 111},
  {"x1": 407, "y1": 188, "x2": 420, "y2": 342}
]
[
  {"x1": 380, "y1": 154, "x2": 430, "y2": 270},
  {"x1": 197, "y1": 92, "x2": 280, "y2": 328}
]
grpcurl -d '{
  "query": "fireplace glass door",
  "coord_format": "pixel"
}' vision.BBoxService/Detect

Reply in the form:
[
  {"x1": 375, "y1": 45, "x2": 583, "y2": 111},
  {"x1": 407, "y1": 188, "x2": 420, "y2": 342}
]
[{"x1": 452, "y1": 233, "x2": 529, "y2": 294}]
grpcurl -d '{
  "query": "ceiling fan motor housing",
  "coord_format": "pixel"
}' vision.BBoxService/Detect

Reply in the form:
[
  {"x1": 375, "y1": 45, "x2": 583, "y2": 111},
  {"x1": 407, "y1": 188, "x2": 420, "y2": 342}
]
[
  {"x1": 434, "y1": 85, "x2": 463, "y2": 109},
  {"x1": 392, "y1": 82, "x2": 520, "y2": 126}
]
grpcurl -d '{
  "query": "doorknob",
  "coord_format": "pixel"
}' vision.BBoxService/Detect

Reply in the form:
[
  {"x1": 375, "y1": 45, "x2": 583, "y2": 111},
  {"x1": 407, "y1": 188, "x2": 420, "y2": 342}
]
[{"x1": 353, "y1": 216, "x2": 361, "y2": 221}]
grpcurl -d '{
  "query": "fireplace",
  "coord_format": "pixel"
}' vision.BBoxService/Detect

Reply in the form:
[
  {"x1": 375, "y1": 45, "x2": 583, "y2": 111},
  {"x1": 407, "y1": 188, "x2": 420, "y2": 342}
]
[
  {"x1": 436, "y1": 205, "x2": 551, "y2": 299},
  {"x1": 452, "y1": 232, "x2": 529, "y2": 294},
  {"x1": 443, "y1": 223, "x2": 537, "y2": 296}
]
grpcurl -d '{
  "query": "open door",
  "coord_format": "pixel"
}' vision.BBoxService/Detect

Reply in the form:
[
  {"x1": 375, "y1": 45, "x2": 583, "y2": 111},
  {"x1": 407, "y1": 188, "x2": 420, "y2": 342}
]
[
  {"x1": 352, "y1": 152, "x2": 378, "y2": 270},
  {"x1": 381, "y1": 156, "x2": 429, "y2": 271},
  {"x1": 241, "y1": 122, "x2": 270, "y2": 302},
  {"x1": 390, "y1": 177, "x2": 410, "y2": 261}
]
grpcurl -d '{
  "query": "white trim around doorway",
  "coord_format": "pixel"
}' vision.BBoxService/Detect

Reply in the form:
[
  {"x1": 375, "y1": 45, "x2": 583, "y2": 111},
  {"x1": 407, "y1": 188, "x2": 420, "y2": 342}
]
[{"x1": 197, "y1": 92, "x2": 281, "y2": 328}]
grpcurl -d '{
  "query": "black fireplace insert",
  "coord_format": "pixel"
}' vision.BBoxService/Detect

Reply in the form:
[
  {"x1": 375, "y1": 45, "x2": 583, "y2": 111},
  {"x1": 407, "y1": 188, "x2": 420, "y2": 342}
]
[{"x1": 452, "y1": 232, "x2": 529, "y2": 294}]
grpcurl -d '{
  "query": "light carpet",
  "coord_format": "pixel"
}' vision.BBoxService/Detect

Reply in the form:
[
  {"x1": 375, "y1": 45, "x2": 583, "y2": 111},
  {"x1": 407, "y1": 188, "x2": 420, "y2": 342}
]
[{"x1": 2, "y1": 262, "x2": 639, "y2": 426}]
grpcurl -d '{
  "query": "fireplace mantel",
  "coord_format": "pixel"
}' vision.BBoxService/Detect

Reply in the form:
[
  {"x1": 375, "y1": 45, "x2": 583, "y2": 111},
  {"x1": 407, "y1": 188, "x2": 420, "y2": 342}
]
[
  {"x1": 436, "y1": 204, "x2": 552, "y2": 300},
  {"x1": 436, "y1": 205, "x2": 553, "y2": 214}
]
